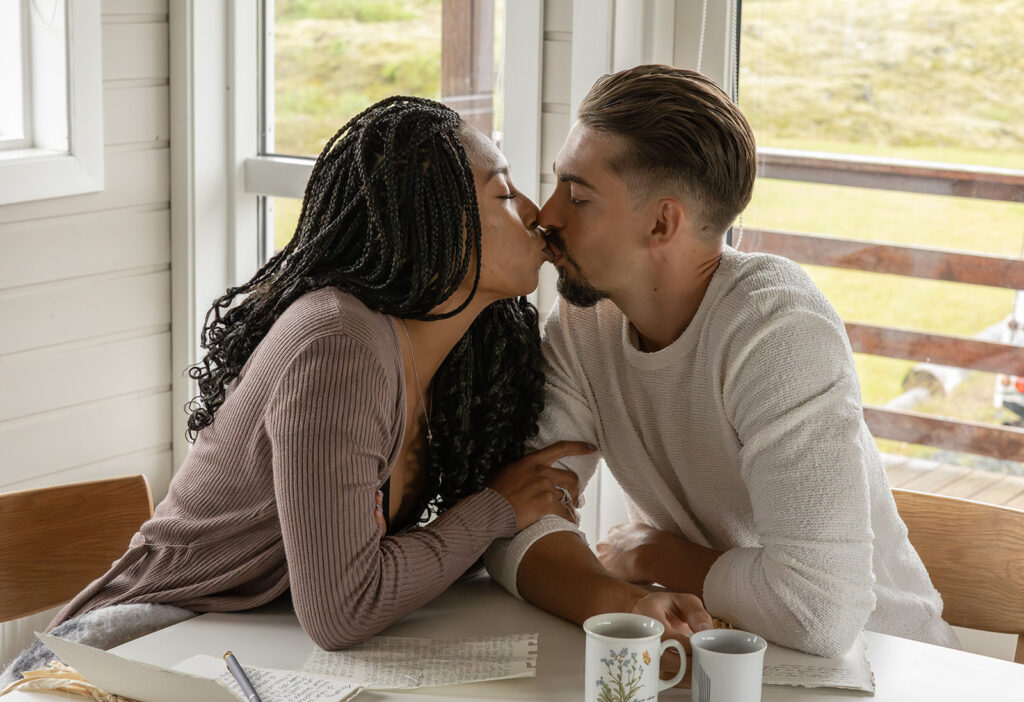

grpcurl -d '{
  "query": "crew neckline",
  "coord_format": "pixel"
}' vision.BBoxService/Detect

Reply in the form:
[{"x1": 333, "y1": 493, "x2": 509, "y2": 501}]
[{"x1": 620, "y1": 247, "x2": 739, "y2": 371}]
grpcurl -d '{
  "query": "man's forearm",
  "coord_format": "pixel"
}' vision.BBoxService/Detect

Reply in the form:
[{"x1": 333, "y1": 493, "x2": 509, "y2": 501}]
[
  {"x1": 635, "y1": 537, "x2": 722, "y2": 599},
  {"x1": 517, "y1": 532, "x2": 649, "y2": 624}
]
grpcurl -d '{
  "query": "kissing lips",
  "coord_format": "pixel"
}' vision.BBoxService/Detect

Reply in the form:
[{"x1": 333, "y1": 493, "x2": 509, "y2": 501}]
[{"x1": 542, "y1": 238, "x2": 564, "y2": 265}]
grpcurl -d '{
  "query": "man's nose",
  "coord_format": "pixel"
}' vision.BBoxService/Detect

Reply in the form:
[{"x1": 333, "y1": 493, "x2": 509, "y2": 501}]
[{"x1": 538, "y1": 193, "x2": 564, "y2": 231}]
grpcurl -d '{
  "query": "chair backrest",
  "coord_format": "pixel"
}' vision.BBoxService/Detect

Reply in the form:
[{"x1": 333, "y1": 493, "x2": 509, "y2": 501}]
[
  {"x1": 0, "y1": 475, "x2": 153, "y2": 622},
  {"x1": 892, "y1": 488, "x2": 1024, "y2": 664}
]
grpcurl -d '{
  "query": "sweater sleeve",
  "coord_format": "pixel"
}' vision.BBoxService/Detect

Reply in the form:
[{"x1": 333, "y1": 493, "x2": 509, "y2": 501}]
[
  {"x1": 267, "y1": 334, "x2": 517, "y2": 649},
  {"x1": 704, "y1": 302, "x2": 877, "y2": 657},
  {"x1": 484, "y1": 299, "x2": 599, "y2": 596}
]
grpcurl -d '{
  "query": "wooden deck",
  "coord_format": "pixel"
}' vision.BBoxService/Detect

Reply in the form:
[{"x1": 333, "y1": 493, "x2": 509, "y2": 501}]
[{"x1": 883, "y1": 453, "x2": 1024, "y2": 510}]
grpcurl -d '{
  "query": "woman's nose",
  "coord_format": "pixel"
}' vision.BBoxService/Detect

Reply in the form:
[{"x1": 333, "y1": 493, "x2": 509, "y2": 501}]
[{"x1": 517, "y1": 193, "x2": 541, "y2": 229}]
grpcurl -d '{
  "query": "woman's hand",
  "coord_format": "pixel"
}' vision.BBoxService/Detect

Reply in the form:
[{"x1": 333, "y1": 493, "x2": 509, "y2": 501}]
[{"x1": 487, "y1": 441, "x2": 595, "y2": 530}]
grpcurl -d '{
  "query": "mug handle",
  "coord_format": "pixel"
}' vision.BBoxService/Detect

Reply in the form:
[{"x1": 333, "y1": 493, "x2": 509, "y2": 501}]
[{"x1": 658, "y1": 639, "x2": 686, "y2": 691}]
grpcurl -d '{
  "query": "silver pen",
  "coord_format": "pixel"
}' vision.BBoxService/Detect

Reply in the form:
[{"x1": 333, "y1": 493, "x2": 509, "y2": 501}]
[{"x1": 223, "y1": 650, "x2": 263, "y2": 702}]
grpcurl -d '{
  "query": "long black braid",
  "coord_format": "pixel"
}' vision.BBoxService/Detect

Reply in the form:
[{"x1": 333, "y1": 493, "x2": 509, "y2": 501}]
[{"x1": 186, "y1": 96, "x2": 544, "y2": 521}]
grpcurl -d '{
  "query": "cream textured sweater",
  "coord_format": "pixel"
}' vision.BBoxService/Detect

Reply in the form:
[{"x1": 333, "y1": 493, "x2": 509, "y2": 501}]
[
  {"x1": 486, "y1": 247, "x2": 958, "y2": 657},
  {"x1": 54, "y1": 288, "x2": 517, "y2": 648}
]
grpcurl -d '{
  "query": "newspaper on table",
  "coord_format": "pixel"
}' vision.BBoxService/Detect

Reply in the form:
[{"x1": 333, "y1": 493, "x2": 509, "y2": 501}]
[
  {"x1": 302, "y1": 633, "x2": 538, "y2": 689},
  {"x1": 762, "y1": 631, "x2": 875, "y2": 693}
]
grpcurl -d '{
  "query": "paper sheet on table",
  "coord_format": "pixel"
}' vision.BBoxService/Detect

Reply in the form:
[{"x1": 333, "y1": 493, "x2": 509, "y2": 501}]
[
  {"x1": 762, "y1": 632, "x2": 875, "y2": 693},
  {"x1": 36, "y1": 634, "x2": 240, "y2": 702},
  {"x1": 302, "y1": 634, "x2": 538, "y2": 689},
  {"x1": 173, "y1": 655, "x2": 362, "y2": 702}
]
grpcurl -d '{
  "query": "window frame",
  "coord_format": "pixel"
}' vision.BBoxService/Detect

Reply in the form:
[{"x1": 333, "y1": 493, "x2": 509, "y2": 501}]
[{"x1": 0, "y1": 0, "x2": 104, "y2": 206}]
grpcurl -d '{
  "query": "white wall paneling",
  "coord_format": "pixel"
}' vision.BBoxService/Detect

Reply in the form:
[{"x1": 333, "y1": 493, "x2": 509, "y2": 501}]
[
  {"x1": 101, "y1": 22, "x2": 169, "y2": 81},
  {"x1": 0, "y1": 1, "x2": 172, "y2": 494},
  {"x1": 0, "y1": 271, "x2": 170, "y2": 355},
  {"x1": 501, "y1": 0, "x2": 544, "y2": 205},
  {"x1": 543, "y1": 0, "x2": 572, "y2": 34},
  {"x1": 540, "y1": 40, "x2": 572, "y2": 108},
  {"x1": 2, "y1": 449, "x2": 174, "y2": 504},
  {"x1": 0, "y1": 391, "x2": 172, "y2": 489},
  {"x1": 0, "y1": 209, "x2": 169, "y2": 288},
  {"x1": 0, "y1": 332, "x2": 171, "y2": 423},
  {"x1": 104, "y1": 85, "x2": 171, "y2": 145}
]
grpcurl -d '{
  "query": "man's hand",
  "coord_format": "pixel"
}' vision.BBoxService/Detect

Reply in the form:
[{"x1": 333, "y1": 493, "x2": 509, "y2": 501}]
[
  {"x1": 595, "y1": 522, "x2": 671, "y2": 583},
  {"x1": 596, "y1": 522, "x2": 723, "y2": 598},
  {"x1": 631, "y1": 591, "x2": 713, "y2": 654},
  {"x1": 633, "y1": 590, "x2": 713, "y2": 688}
]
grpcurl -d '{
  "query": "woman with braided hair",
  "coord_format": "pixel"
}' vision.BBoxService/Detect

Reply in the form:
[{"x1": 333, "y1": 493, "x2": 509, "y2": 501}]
[{"x1": 2, "y1": 96, "x2": 591, "y2": 680}]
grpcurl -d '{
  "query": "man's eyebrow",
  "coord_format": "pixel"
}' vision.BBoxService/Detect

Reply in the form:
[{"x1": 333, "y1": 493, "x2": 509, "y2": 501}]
[{"x1": 552, "y1": 161, "x2": 596, "y2": 190}]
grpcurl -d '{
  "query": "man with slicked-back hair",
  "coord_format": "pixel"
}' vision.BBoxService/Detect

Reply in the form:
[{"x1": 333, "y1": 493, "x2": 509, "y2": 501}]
[{"x1": 486, "y1": 65, "x2": 958, "y2": 659}]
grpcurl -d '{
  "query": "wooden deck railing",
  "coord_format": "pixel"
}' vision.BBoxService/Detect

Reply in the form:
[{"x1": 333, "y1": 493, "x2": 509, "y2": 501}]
[{"x1": 738, "y1": 150, "x2": 1024, "y2": 462}]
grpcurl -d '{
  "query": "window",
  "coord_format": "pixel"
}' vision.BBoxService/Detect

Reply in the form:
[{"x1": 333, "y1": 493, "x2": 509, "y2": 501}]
[
  {"x1": 0, "y1": 0, "x2": 103, "y2": 206},
  {"x1": 738, "y1": 0, "x2": 1024, "y2": 485},
  {"x1": 0, "y1": 0, "x2": 30, "y2": 151},
  {"x1": 249, "y1": 0, "x2": 507, "y2": 259}
]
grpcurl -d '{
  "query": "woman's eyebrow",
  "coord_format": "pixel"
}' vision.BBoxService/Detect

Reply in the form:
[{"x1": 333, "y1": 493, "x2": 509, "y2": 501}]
[{"x1": 487, "y1": 165, "x2": 510, "y2": 182}]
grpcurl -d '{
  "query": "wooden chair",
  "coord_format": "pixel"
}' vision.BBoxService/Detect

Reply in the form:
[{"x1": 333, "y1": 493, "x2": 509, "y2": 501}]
[
  {"x1": 892, "y1": 488, "x2": 1024, "y2": 663},
  {"x1": 0, "y1": 475, "x2": 153, "y2": 622}
]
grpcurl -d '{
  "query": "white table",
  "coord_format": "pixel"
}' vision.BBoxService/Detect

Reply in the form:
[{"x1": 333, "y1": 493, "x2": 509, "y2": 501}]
[{"x1": 7, "y1": 576, "x2": 1024, "y2": 701}]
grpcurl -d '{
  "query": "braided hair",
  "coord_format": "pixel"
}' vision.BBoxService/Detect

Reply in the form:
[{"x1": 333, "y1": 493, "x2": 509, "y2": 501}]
[{"x1": 185, "y1": 96, "x2": 544, "y2": 521}]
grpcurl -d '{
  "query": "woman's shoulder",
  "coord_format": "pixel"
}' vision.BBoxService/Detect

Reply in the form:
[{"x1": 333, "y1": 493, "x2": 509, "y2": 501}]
[{"x1": 260, "y1": 287, "x2": 398, "y2": 367}]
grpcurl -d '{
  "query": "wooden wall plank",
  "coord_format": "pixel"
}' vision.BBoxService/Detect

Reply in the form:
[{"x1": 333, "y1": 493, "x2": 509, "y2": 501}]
[
  {"x1": 0, "y1": 209, "x2": 169, "y2": 290},
  {"x1": 104, "y1": 86, "x2": 170, "y2": 145},
  {"x1": 0, "y1": 392, "x2": 172, "y2": 486},
  {"x1": 738, "y1": 228, "x2": 1024, "y2": 290},
  {"x1": 102, "y1": 0, "x2": 167, "y2": 15},
  {"x1": 846, "y1": 322, "x2": 1024, "y2": 376},
  {"x1": 544, "y1": 0, "x2": 573, "y2": 34},
  {"x1": 0, "y1": 333, "x2": 170, "y2": 422},
  {"x1": 102, "y1": 23, "x2": 169, "y2": 81},
  {"x1": 0, "y1": 148, "x2": 169, "y2": 225},
  {"x1": 0, "y1": 448, "x2": 173, "y2": 503},
  {"x1": 541, "y1": 111, "x2": 570, "y2": 177},
  {"x1": 542, "y1": 40, "x2": 572, "y2": 106},
  {"x1": 0, "y1": 271, "x2": 170, "y2": 355}
]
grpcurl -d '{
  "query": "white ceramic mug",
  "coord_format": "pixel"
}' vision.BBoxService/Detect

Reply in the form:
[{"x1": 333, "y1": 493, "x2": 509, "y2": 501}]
[
  {"x1": 689, "y1": 629, "x2": 767, "y2": 702},
  {"x1": 583, "y1": 613, "x2": 686, "y2": 702}
]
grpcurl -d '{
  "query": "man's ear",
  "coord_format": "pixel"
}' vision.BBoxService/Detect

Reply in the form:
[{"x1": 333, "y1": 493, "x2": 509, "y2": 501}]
[{"x1": 649, "y1": 197, "x2": 688, "y2": 249}]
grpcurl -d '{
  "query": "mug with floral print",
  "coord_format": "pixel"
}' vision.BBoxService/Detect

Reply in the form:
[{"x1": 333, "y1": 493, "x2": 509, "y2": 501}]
[{"x1": 583, "y1": 613, "x2": 685, "y2": 702}]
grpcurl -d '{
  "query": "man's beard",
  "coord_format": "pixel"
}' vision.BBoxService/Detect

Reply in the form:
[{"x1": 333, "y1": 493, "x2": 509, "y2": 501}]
[
  {"x1": 556, "y1": 265, "x2": 608, "y2": 308},
  {"x1": 544, "y1": 229, "x2": 609, "y2": 308}
]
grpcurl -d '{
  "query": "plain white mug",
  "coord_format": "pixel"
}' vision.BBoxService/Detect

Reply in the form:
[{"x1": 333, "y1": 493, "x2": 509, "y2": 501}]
[
  {"x1": 583, "y1": 613, "x2": 686, "y2": 702},
  {"x1": 689, "y1": 629, "x2": 767, "y2": 702}
]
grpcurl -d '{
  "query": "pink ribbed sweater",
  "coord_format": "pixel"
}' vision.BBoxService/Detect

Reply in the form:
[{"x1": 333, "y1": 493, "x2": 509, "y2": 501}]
[{"x1": 52, "y1": 288, "x2": 517, "y2": 648}]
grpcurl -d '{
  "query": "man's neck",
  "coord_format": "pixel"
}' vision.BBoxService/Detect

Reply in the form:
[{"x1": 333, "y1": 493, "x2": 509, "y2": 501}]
[{"x1": 616, "y1": 246, "x2": 724, "y2": 353}]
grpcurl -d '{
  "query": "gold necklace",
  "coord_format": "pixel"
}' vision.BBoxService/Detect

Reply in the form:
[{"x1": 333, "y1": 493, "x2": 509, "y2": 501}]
[{"x1": 400, "y1": 319, "x2": 433, "y2": 444}]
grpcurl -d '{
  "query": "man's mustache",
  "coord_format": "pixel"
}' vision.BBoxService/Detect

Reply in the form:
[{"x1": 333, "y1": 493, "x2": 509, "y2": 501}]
[{"x1": 543, "y1": 228, "x2": 567, "y2": 255}]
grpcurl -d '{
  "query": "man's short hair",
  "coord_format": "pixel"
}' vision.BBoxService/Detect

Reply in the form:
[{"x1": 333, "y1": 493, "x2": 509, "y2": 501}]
[{"x1": 578, "y1": 64, "x2": 757, "y2": 239}]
